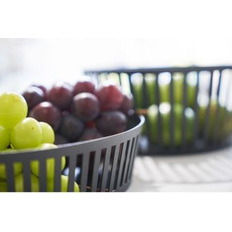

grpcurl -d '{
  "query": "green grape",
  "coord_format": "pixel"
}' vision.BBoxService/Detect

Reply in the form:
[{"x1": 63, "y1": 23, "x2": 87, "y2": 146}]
[
  {"x1": 0, "y1": 162, "x2": 23, "y2": 179},
  {"x1": 145, "y1": 73, "x2": 156, "y2": 105},
  {"x1": 0, "y1": 174, "x2": 39, "y2": 192},
  {"x1": 0, "y1": 125, "x2": 10, "y2": 150},
  {"x1": 0, "y1": 92, "x2": 28, "y2": 130},
  {"x1": 147, "y1": 104, "x2": 158, "y2": 143},
  {"x1": 16, "y1": 174, "x2": 39, "y2": 192},
  {"x1": 0, "y1": 181, "x2": 7, "y2": 192},
  {"x1": 11, "y1": 117, "x2": 42, "y2": 149},
  {"x1": 30, "y1": 143, "x2": 66, "y2": 179},
  {"x1": 147, "y1": 103, "x2": 195, "y2": 146},
  {"x1": 173, "y1": 72, "x2": 197, "y2": 108},
  {"x1": 0, "y1": 148, "x2": 23, "y2": 179},
  {"x1": 131, "y1": 73, "x2": 143, "y2": 108},
  {"x1": 47, "y1": 175, "x2": 80, "y2": 192},
  {"x1": 39, "y1": 122, "x2": 55, "y2": 144},
  {"x1": 198, "y1": 99, "x2": 226, "y2": 140}
]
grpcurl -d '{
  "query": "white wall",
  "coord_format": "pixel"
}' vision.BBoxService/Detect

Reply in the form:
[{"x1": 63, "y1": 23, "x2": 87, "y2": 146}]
[{"x1": 1, "y1": 38, "x2": 232, "y2": 92}]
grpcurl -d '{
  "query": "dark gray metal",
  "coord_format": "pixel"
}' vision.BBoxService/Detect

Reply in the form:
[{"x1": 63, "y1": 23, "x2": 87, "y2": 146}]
[
  {"x1": 100, "y1": 148, "x2": 111, "y2": 192},
  {"x1": 169, "y1": 72, "x2": 175, "y2": 150},
  {"x1": 39, "y1": 158, "x2": 47, "y2": 192},
  {"x1": 85, "y1": 66, "x2": 232, "y2": 74},
  {"x1": 122, "y1": 139, "x2": 133, "y2": 185},
  {"x1": 128, "y1": 74, "x2": 136, "y2": 107},
  {"x1": 108, "y1": 145, "x2": 120, "y2": 191},
  {"x1": 222, "y1": 74, "x2": 232, "y2": 145},
  {"x1": 203, "y1": 71, "x2": 213, "y2": 144},
  {"x1": 155, "y1": 73, "x2": 163, "y2": 148},
  {"x1": 127, "y1": 136, "x2": 139, "y2": 182},
  {"x1": 213, "y1": 71, "x2": 222, "y2": 143},
  {"x1": 54, "y1": 156, "x2": 62, "y2": 192},
  {"x1": 5, "y1": 162, "x2": 15, "y2": 192},
  {"x1": 23, "y1": 160, "x2": 31, "y2": 192},
  {"x1": 181, "y1": 72, "x2": 187, "y2": 149},
  {"x1": 142, "y1": 74, "x2": 148, "y2": 108},
  {"x1": 116, "y1": 142, "x2": 127, "y2": 189},
  {"x1": 80, "y1": 152, "x2": 90, "y2": 192},
  {"x1": 91, "y1": 150, "x2": 101, "y2": 192},
  {"x1": 0, "y1": 115, "x2": 144, "y2": 192},
  {"x1": 193, "y1": 72, "x2": 200, "y2": 146},
  {"x1": 85, "y1": 66, "x2": 232, "y2": 155},
  {"x1": 67, "y1": 155, "x2": 76, "y2": 192},
  {"x1": 124, "y1": 137, "x2": 135, "y2": 183}
]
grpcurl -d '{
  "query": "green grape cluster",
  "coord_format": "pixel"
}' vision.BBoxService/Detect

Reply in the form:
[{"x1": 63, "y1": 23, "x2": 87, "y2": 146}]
[{"x1": 0, "y1": 92, "x2": 79, "y2": 192}]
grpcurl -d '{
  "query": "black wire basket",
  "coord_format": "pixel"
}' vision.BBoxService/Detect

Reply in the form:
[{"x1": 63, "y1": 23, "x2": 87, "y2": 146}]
[
  {"x1": 85, "y1": 66, "x2": 232, "y2": 155},
  {"x1": 0, "y1": 114, "x2": 144, "y2": 192}
]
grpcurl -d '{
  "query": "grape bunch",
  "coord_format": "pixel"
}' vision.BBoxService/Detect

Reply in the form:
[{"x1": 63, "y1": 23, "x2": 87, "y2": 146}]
[
  {"x1": 23, "y1": 79, "x2": 134, "y2": 144},
  {"x1": 0, "y1": 92, "x2": 79, "y2": 192}
]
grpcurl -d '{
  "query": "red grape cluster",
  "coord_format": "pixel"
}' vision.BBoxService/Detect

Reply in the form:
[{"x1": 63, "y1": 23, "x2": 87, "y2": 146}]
[{"x1": 22, "y1": 79, "x2": 134, "y2": 145}]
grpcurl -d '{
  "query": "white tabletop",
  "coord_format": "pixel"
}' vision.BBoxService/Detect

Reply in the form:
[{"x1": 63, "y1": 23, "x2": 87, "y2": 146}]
[{"x1": 128, "y1": 146, "x2": 232, "y2": 192}]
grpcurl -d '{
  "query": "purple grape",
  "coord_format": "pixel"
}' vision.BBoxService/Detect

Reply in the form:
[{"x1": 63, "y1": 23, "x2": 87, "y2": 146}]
[
  {"x1": 54, "y1": 134, "x2": 69, "y2": 145},
  {"x1": 96, "y1": 111, "x2": 127, "y2": 136},
  {"x1": 72, "y1": 93, "x2": 100, "y2": 121},
  {"x1": 31, "y1": 84, "x2": 48, "y2": 99},
  {"x1": 73, "y1": 80, "x2": 95, "y2": 95},
  {"x1": 47, "y1": 82, "x2": 73, "y2": 110},
  {"x1": 119, "y1": 94, "x2": 134, "y2": 115},
  {"x1": 79, "y1": 128, "x2": 103, "y2": 141},
  {"x1": 59, "y1": 114, "x2": 84, "y2": 142},
  {"x1": 30, "y1": 101, "x2": 61, "y2": 131},
  {"x1": 95, "y1": 83, "x2": 124, "y2": 111},
  {"x1": 22, "y1": 86, "x2": 44, "y2": 110}
]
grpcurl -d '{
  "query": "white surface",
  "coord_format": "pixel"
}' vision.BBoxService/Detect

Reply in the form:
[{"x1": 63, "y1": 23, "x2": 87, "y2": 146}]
[{"x1": 128, "y1": 146, "x2": 232, "y2": 192}]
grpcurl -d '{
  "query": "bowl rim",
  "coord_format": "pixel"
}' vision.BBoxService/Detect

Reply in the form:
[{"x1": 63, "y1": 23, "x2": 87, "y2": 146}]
[
  {"x1": 84, "y1": 65, "x2": 232, "y2": 74},
  {"x1": 0, "y1": 115, "x2": 145, "y2": 158}
]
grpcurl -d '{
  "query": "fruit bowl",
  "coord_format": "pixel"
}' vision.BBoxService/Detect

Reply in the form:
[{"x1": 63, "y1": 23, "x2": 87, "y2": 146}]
[
  {"x1": 85, "y1": 66, "x2": 232, "y2": 155},
  {"x1": 0, "y1": 114, "x2": 144, "y2": 192}
]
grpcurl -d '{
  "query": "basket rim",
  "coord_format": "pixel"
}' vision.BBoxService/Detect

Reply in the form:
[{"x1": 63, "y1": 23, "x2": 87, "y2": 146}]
[
  {"x1": 0, "y1": 115, "x2": 145, "y2": 158},
  {"x1": 55, "y1": 114, "x2": 144, "y2": 147},
  {"x1": 84, "y1": 65, "x2": 232, "y2": 74}
]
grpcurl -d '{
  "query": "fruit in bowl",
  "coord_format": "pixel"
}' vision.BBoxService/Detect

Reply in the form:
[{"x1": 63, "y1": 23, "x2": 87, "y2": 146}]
[
  {"x1": 30, "y1": 101, "x2": 61, "y2": 132},
  {"x1": 30, "y1": 143, "x2": 66, "y2": 179},
  {"x1": 0, "y1": 77, "x2": 135, "y2": 192},
  {"x1": 0, "y1": 92, "x2": 79, "y2": 192},
  {"x1": 22, "y1": 86, "x2": 45, "y2": 111},
  {"x1": 46, "y1": 175, "x2": 79, "y2": 192},
  {"x1": 24, "y1": 80, "x2": 134, "y2": 144},
  {"x1": 96, "y1": 111, "x2": 127, "y2": 136},
  {"x1": 147, "y1": 102, "x2": 195, "y2": 146},
  {"x1": 0, "y1": 174, "x2": 39, "y2": 192},
  {"x1": 0, "y1": 125, "x2": 10, "y2": 151},
  {"x1": 0, "y1": 173, "x2": 79, "y2": 192},
  {"x1": 172, "y1": 72, "x2": 197, "y2": 108},
  {"x1": 132, "y1": 72, "x2": 197, "y2": 109},
  {"x1": 198, "y1": 97, "x2": 227, "y2": 140},
  {"x1": 11, "y1": 118, "x2": 43, "y2": 149},
  {"x1": 0, "y1": 92, "x2": 28, "y2": 130},
  {"x1": 71, "y1": 93, "x2": 100, "y2": 121},
  {"x1": 46, "y1": 82, "x2": 74, "y2": 111},
  {"x1": 0, "y1": 149, "x2": 23, "y2": 180},
  {"x1": 95, "y1": 83, "x2": 124, "y2": 111}
]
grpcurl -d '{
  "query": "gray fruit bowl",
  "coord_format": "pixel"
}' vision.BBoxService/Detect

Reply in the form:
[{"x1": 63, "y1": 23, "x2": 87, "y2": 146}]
[{"x1": 0, "y1": 114, "x2": 144, "y2": 192}]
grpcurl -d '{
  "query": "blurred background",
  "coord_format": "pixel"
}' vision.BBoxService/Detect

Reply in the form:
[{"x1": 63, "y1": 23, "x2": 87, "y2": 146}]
[{"x1": 1, "y1": 38, "x2": 232, "y2": 92}]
